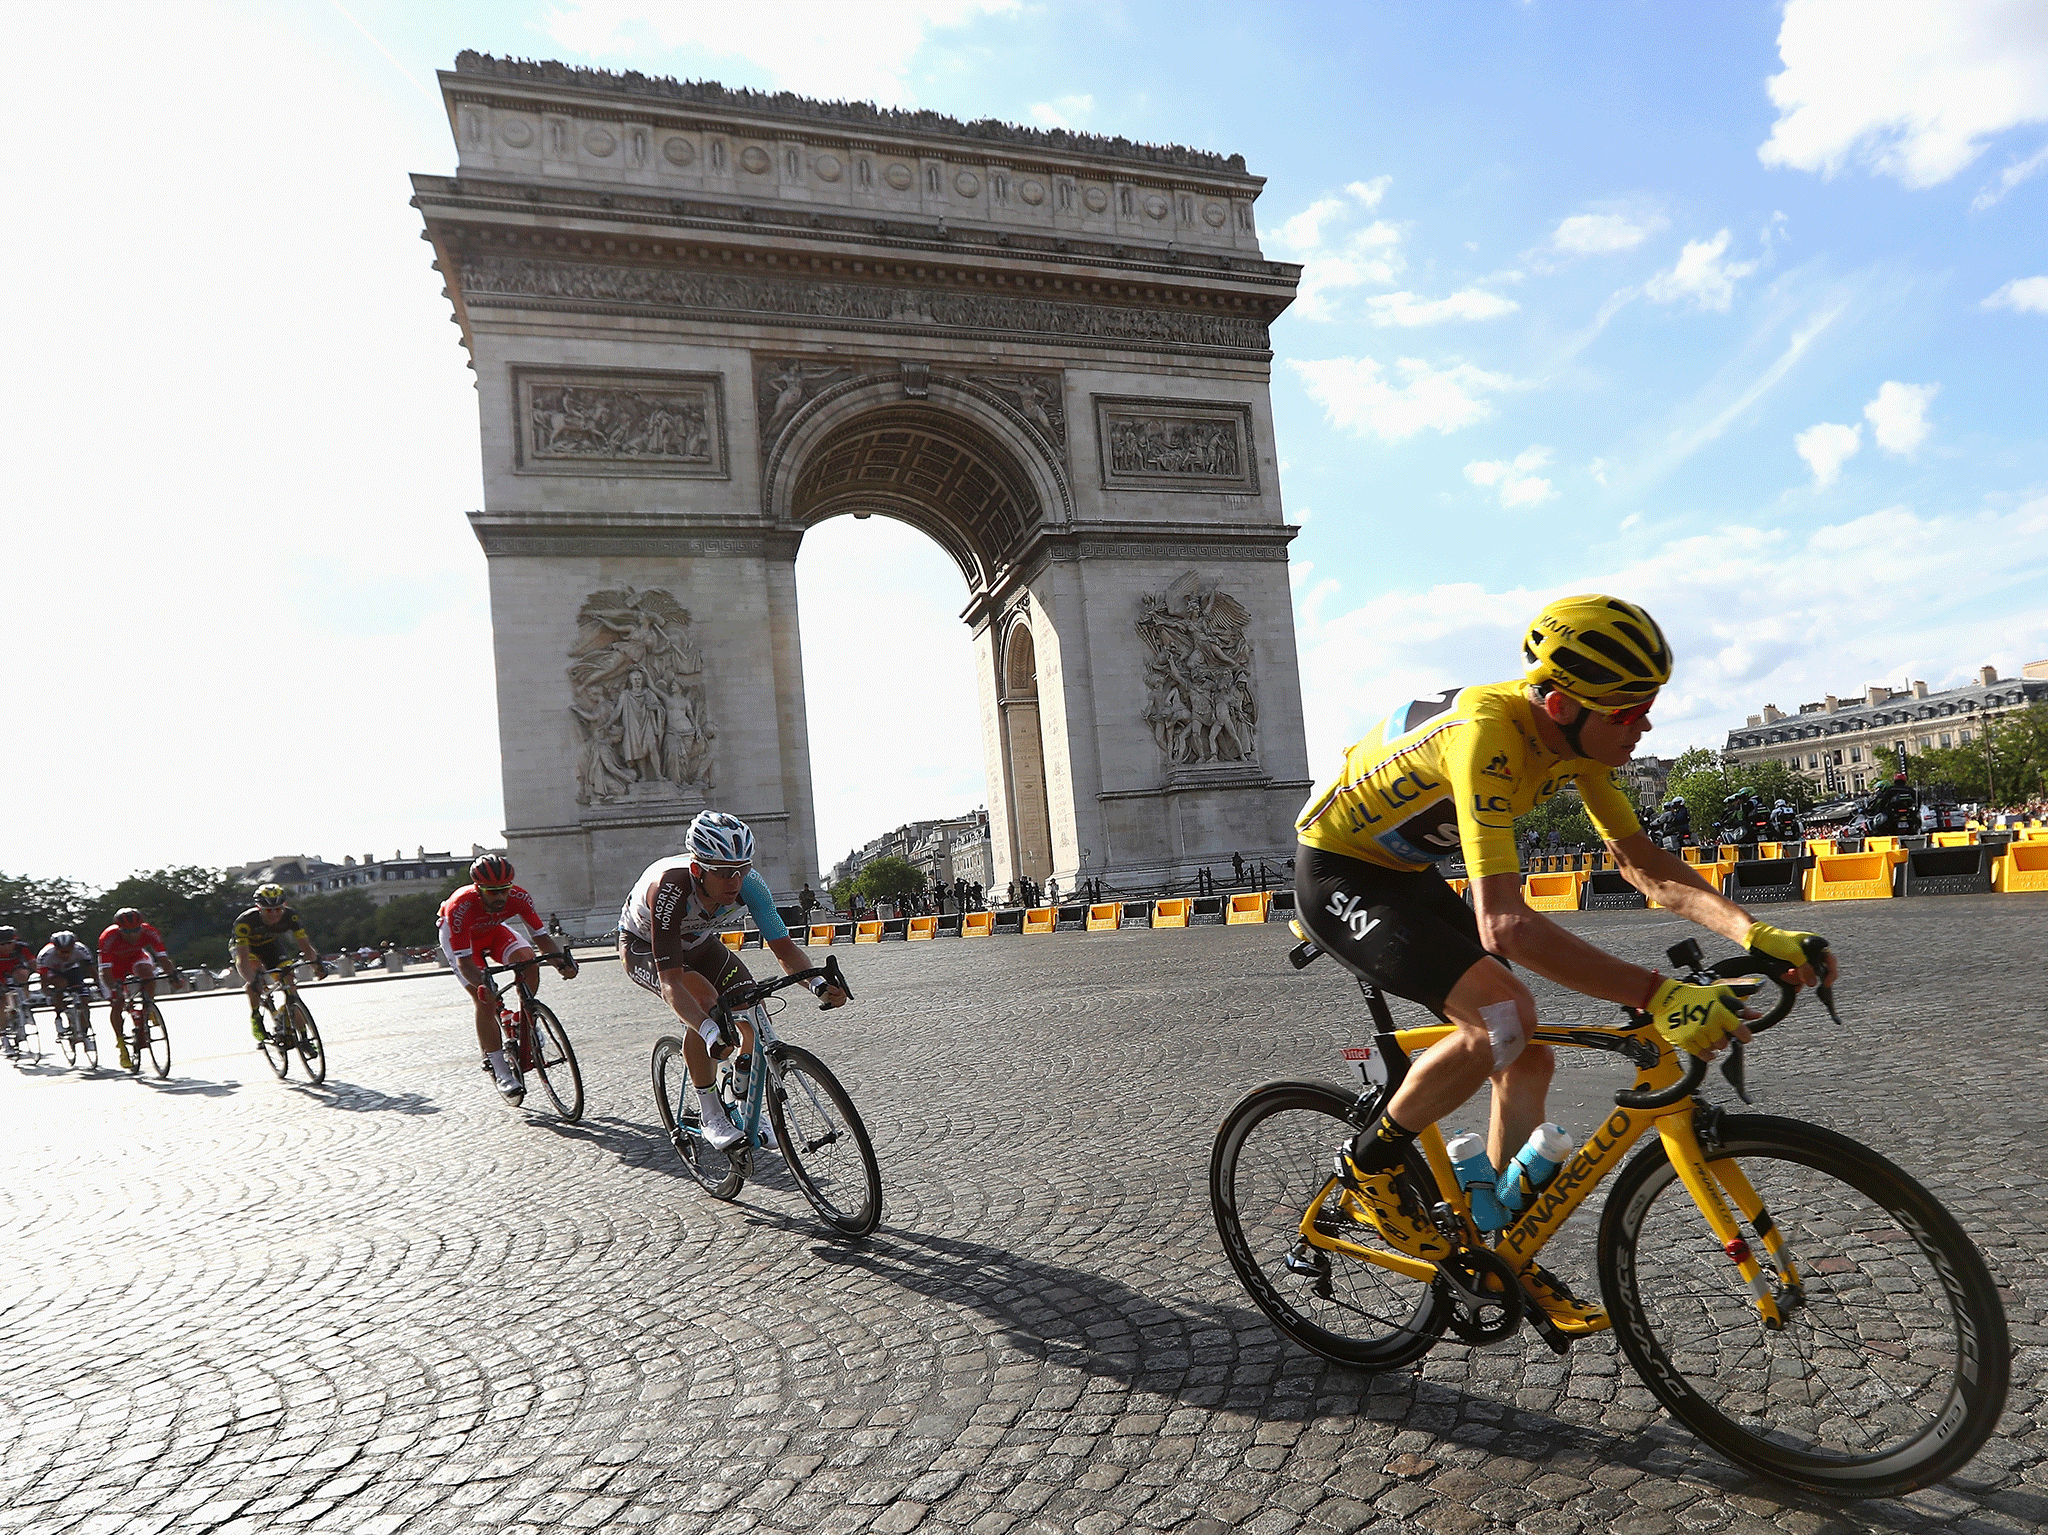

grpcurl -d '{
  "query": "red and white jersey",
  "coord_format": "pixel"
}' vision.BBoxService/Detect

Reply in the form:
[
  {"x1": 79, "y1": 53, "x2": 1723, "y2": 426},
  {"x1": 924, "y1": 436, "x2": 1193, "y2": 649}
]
[
  {"x1": 0, "y1": 940, "x2": 34, "y2": 974},
  {"x1": 437, "y1": 884, "x2": 543, "y2": 960},
  {"x1": 97, "y1": 922, "x2": 167, "y2": 970}
]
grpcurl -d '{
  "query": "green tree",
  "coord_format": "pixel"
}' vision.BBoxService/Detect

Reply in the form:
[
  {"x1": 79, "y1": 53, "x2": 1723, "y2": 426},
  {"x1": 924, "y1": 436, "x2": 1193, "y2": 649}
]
[
  {"x1": 1513, "y1": 785, "x2": 1596, "y2": 849},
  {"x1": 0, "y1": 872, "x2": 94, "y2": 942},
  {"x1": 854, "y1": 856, "x2": 924, "y2": 902},
  {"x1": 82, "y1": 867, "x2": 254, "y2": 969},
  {"x1": 1913, "y1": 703, "x2": 2048, "y2": 805},
  {"x1": 829, "y1": 878, "x2": 858, "y2": 912}
]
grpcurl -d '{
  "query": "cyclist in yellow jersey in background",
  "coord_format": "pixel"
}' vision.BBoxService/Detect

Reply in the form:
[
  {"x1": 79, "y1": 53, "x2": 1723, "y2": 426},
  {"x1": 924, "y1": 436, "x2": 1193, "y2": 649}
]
[{"x1": 1293, "y1": 594, "x2": 1840, "y2": 1326}]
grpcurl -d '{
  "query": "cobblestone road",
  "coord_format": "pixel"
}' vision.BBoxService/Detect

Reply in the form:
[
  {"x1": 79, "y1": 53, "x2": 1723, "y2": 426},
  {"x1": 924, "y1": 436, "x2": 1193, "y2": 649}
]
[{"x1": 3, "y1": 896, "x2": 2044, "y2": 1535}]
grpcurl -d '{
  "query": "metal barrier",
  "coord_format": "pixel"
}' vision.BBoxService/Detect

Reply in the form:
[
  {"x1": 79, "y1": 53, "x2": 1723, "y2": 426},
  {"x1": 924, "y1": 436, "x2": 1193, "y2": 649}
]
[
  {"x1": 1900, "y1": 845, "x2": 1993, "y2": 897},
  {"x1": 1581, "y1": 870, "x2": 1647, "y2": 910},
  {"x1": 1724, "y1": 859, "x2": 1805, "y2": 904}
]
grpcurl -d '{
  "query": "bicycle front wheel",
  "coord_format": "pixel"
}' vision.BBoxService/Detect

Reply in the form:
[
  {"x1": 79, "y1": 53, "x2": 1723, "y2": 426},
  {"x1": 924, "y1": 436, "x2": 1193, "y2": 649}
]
[
  {"x1": 58, "y1": 1012, "x2": 81, "y2": 1068},
  {"x1": 766, "y1": 1044, "x2": 881, "y2": 1238},
  {"x1": 259, "y1": 1003, "x2": 292, "y2": 1079},
  {"x1": 79, "y1": 1013, "x2": 97, "y2": 1071},
  {"x1": 142, "y1": 1004, "x2": 170, "y2": 1078},
  {"x1": 1210, "y1": 1079, "x2": 1447, "y2": 1371},
  {"x1": 1600, "y1": 1113, "x2": 2010, "y2": 1497},
  {"x1": 527, "y1": 1001, "x2": 581, "y2": 1121},
  {"x1": 651, "y1": 1036, "x2": 740, "y2": 1199},
  {"x1": 288, "y1": 998, "x2": 325, "y2": 1086}
]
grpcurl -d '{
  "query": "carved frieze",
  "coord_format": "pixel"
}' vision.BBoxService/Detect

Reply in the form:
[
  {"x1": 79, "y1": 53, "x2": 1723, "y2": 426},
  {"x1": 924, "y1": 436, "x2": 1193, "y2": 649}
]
[
  {"x1": 1138, "y1": 573, "x2": 1258, "y2": 771},
  {"x1": 513, "y1": 367, "x2": 728, "y2": 478},
  {"x1": 1095, "y1": 396, "x2": 1257, "y2": 493},
  {"x1": 567, "y1": 587, "x2": 715, "y2": 809},
  {"x1": 754, "y1": 359, "x2": 857, "y2": 462},
  {"x1": 463, "y1": 256, "x2": 1269, "y2": 356}
]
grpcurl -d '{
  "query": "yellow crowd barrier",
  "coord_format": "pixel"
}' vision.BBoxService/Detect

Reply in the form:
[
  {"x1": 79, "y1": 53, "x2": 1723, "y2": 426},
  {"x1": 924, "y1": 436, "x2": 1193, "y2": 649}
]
[
  {"x1": 960, "y1": 911, "x2": 993, "y2": 938},
  {"x1": 1804, "y1": 851, "x2": 1895, "y2": 903},
  {"x1": 1226, "y1": 892, "x2": 1273, "y2": 924},
  {"x1": 1023, "y1": 906, "x2": 1056, "y2": 934},
  {"x1": 1523, "y1": 871, "x2": 1584, "y2": 912},
  {"x1": 1804, "y1": 839, "x2": 1836, "y2": 858},
  {"x1": 855, "y1": 920, "x2": 884, "y2": 944},
  {"x1": 1152, "y1": 898, "x2": 1191, "y2": 928},
  {"x1": 906, "y1": 915, "x2": 937, "y2": 940},
  {"x1": 807, "y1": 923, "x2": 835, "y2": 946},
  {"x1": 720, "y1": 930, "x2": 745, "y2": 951},
  {"x1": 1682, "y1": 846, "x2": 1710, "y2": 865},
  {"x1": 1994, "y1": 841, "x2": 2048, "y2": 893},
  {"x1": 1865, "y1": 835, "x2": 1900, "y2": 852},
  {"x1": 1086, "y1": 903, "x2": 1123, "y2": 931},
  {"x1": 1932, "y1": 831, "x2": 1977, "y2": 848}
]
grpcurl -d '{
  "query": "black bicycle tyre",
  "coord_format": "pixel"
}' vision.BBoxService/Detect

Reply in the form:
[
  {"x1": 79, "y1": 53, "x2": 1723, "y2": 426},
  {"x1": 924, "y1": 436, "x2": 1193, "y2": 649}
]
[
  {"x1": 527, "y1": 1000, "x2": 582, "y2": 1122},
  {"x1": 289, "y1": 998, "x2": 325, "y2": 1086},
  {"x1": 1210, "y1": 1079, "x2": 1447, "y2": 1370},
  {"x1": 79, "y1": 1010, "x2": 97, "y2": 1071},
  {"x1": 1599, "y1": 1113, "x2": 2010, "y2": 1497},
  {"x1": 766, "y1": 1043, "x2": 882, "y2": 1238},
  {"x1": 58, "y1": 1010, "x2": 80, "y2": 1068},
  {"x1": 142, "y1": 1003, "x2": 170, "y2": 1078},
  {"x1": 259, "y1": 1002, "x2": 293, "y2": 1079},
  {"x1": 650, "y1": 1035, "x2": 741, "y2": 1198}
]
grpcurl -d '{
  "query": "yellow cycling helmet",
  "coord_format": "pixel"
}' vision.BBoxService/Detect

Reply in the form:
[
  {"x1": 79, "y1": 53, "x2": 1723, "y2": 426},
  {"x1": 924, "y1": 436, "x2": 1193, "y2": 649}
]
[{"x1": 1521, "y1": 594, "x2": 1671, "y2": 709}]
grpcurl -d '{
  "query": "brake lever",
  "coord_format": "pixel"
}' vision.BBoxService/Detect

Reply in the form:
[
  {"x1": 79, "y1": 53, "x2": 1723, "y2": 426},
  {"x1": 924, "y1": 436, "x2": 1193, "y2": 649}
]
[
  {"x1": 1719, "y1": 1041, "x2": 1752, "y2": 1105},
  {"x1": 1801, "y1": 935, "x2": 1842, "y2": 1026}
]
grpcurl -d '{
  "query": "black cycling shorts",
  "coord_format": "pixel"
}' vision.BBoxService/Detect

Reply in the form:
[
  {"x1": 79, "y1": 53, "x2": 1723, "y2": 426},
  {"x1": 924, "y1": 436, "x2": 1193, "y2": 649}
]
[
  {"x1": 1294, "y1": 846, "x2": 1497, "y2": 1018},
  {"x1": 619, "y1": 932, "x2": 751, "y2": 1002}
]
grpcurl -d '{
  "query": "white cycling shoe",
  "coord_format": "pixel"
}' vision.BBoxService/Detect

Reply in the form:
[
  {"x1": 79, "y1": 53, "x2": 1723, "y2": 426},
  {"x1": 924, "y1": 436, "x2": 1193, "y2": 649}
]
[{"x1": 697, "y1": 1093, "x2": 745, "y2": 1151}]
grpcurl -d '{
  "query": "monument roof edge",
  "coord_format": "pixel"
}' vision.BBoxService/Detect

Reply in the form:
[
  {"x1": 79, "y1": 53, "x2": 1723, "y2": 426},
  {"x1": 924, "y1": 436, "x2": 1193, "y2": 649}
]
[{"x1": 442, "y1": 53, "x2": 1261, "y2": 183}]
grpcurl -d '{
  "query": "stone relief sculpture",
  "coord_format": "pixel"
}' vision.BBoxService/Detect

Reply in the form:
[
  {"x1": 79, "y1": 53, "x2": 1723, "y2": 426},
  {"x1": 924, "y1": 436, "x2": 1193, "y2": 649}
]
[
  {"x1": 528, "y1": 383, "x2": 712, "y2": 462},
  {"x1": 756, "y1": 360, "x2": 854, "y2": 458},
  {"x1": 1138, "y1": 573, "x2": 1259, "y2": 769},
  {"x1": 463, "y1": 257, "x2": 1270, "y2": 354},
  {"x1": 567, "y1": 587, "x2": 715, "y2": 806},
  {"x1": 1109, "y1": 417, "x2": 1240, "y2": 478},
  {"x1": 967, "y1": 371, "x2": 1066, "y2": 448}
]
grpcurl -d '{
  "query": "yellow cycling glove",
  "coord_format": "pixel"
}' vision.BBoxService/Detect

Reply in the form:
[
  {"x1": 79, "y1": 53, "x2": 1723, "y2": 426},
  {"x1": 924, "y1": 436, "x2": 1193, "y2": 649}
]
[
  {"x1": 1744, "y1": 921, "x2": 1825, "y2": 975},
  {"x1": 1645, "y1": 975, "x2": 1753, "y2": 1059}
]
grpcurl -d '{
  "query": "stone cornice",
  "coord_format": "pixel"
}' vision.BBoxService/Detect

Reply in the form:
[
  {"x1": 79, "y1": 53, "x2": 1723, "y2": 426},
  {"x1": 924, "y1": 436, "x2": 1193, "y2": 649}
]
[
  {"x1": 446, "y1": 53, "x2": 1256, "y2": 181},
  {"x1": 468, "y1": 512, "x2": 799, "y2": 561}
]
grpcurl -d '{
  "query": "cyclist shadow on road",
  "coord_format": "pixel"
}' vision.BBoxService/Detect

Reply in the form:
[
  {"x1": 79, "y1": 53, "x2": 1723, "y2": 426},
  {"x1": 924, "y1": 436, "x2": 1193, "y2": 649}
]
[
  {"x1": 534, "y1": 1111, "x2": 808, "y2": 1201},
  {"x1": 291, "y1": 1080, "x2": 442, "y2": 1115}
]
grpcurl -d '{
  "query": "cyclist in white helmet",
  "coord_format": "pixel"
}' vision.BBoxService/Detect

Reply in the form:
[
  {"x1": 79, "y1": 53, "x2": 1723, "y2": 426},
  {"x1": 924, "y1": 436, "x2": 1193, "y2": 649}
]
[{"x1": 618, "y1": 811, "x2": 848, "y2": 1149}]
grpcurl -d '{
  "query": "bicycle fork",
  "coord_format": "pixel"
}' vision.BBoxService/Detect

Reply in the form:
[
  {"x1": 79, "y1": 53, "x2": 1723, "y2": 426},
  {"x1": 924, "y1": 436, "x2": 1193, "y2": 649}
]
[{"x1": 1656, "y1": 1113, "x2": 1800, "y2": 1330}]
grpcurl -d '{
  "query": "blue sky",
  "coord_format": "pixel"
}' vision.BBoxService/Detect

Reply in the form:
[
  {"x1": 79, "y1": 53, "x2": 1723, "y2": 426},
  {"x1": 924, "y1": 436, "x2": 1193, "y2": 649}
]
[{"x1": 6, "y1": 0, "x2": 2045, "y2": 885}]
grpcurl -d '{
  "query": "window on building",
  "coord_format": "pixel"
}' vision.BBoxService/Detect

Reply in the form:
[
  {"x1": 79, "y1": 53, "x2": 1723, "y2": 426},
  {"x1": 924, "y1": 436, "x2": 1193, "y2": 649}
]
[
  {"x1": 1960, "y1": 730, "x2": 1972, "y2": 744},
  {"x1": 1849, "y1": 746, "x2": 1861, "y2": 763},
  {"x1": 1807, "y1": 753, "x2": 1819, "y2": 768},
  {"x1": 1920, "y1": 736, "x2": 1932, "y2": 749},
  {"x1": 1940, "y1": 732, "x2": 1952, "y2": 748},
  {"x1": 1853, "y1": 773, "x2": 1866, "y2": 791}
]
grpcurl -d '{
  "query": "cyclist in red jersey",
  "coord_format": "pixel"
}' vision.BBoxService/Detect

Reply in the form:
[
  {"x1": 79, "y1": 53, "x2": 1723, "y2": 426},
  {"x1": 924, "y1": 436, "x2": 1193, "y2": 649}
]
[
  {"x1": 96, "y1": 909, "x2": 176, "y2": 1070},
  {"x1": 438, "y1": 854, "x2": 578, "y2": 1101},
  {"x1": 0, "y1": 927, "x2": 33, "y2": 1058}
]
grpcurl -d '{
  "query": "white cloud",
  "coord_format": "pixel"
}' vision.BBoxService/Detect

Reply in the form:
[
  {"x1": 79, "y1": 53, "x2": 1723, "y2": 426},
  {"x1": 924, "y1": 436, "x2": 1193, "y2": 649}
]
[
  {"x1": 544, "y1": 0, "x2": 1022, "y2": 105},
  {"x1": 1346, "y1": 176, "x2": 1392, "y2": 209},
  {"x1": 1292, "y1": 496, "x2": 2048, "y2": 776},
  {"x1": 1366, "y1": 287, "x2": 1520, "y2": 326},
  {"x1": 1548, "y1": 211, "x2": 1667, "y2": 255},
  {"x1": 1794, "y1": 421, "x2": 1862, "y2": 486},
  {"x1": 1972, "y1": 142, "x2": 2048, "y2": 209},
  {"x1": 1028, "y1": 94, "x2": 1093, "y2": 130},
  {"x1": 1589, "y1": 458, "x2": 1610, "y2": 487},
  {"x1": 1644, "y1": 230, "x2": 1759, "y2": 311},
  {"x1": 1289, "y1": 356, "x2": 1518, "y2": 443},
  {"x1": 1463, "y1": 446, "x2": 1557, "y2": 507},
  {"x1": 1984, "y1": 275, "x2": 2048, "y2": 312},
  {"x1": 1759, "y1": 0, "x2": 2048, "y2": 188},
  {"x1": 1864, "y1": 380, "x2": 1938, "y2": 455}
]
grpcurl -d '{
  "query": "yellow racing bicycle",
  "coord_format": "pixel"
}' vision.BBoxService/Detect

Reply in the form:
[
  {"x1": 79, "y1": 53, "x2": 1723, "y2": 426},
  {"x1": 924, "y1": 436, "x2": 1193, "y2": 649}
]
[{"x1": 1210, "y1": 933, "x2": 2009, "y2": 1498}]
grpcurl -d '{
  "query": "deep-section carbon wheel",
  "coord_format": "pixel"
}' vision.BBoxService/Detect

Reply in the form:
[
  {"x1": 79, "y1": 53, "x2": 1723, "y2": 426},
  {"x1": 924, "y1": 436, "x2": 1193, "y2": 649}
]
[
  {"x1": 1600, "y1": 1113, "x2": 2010, "y2": 1497},
  {"x1": 289, "y1": 998, "x2": 325, "y2": 1086},
  {"x1": 1210, "y1": 1079, "x2": 1447, "y2": 1370},
  {"x1": 527, "y1": 1001, "x2": 581, "y2": 1121},
  {"x1": 766, "y1": 1044, "x2": 881, "y2": 1238},
  {"x1": 141, "y1": 1004, "x2": 170, "y2": 1078},
  {"x1": 259, "y1": 1005, "x2": 292, "y2": 1079},
  {"x1": 651, "y1": 1036, "x2": 740, "y2": 1199}
]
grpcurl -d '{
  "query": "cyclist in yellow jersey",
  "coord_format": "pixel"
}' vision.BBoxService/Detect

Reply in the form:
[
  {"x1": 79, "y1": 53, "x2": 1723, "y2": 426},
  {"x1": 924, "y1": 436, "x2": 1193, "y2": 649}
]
[{"x1": 1294, "y1": 594, "x2": 1841, "y2": 1325}]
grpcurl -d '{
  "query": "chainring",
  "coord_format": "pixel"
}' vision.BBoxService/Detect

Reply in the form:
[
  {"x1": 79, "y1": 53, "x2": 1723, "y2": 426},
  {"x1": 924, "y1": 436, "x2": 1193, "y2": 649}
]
[{"x1": 1435, "y1": 1246, "x2": 1524, "y2": 1345}]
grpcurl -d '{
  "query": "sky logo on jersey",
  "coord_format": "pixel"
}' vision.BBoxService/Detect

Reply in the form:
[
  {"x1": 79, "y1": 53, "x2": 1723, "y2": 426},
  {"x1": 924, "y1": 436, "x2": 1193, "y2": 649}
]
[{"x1": 1376, "y1": 795, "x2": 1461, "y2": 865}]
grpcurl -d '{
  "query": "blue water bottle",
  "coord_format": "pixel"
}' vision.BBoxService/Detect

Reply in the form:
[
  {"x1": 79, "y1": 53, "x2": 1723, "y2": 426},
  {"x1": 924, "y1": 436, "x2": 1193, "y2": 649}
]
[
  {"x1": 1495, "y1": 1124, "x2": 1575, "y2": 1215},
  {"x1": 1443, "y1": 1131, "x2": 1509, "y2": 1233}
]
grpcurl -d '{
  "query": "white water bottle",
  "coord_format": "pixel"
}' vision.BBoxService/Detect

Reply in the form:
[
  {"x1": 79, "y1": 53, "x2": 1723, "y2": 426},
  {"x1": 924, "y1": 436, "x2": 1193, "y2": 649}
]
[
  {"x1": 1495, "y1": 1123, "x2": 1574, "y2": 1215},
  {"x1": 1444, "y1": 1131, "x2": 1508, "y2": 1232}
]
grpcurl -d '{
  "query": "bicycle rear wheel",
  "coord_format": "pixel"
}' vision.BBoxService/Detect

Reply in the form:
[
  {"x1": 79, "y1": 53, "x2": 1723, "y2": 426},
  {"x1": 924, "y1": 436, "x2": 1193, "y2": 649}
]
[
  {"x1": 651, "y1": 1036, "x2": 740, "y2": 1198},
  {"x1": 527, "y1": 1001, "x2": 581, "y2": 1121},
  {"x1": 259, "y1": 1002, "x2": 293, "y2": 1079},
  {"x1": 1210, "y1": 1080, "x2": 1447, "y2": 1371},
  {"x1": 1600, "y1": 1113, "x2": 2010, "y2": 1497},
  {"x1": 288, "y1": 998, "x2": 325, "y2": 1086},
  {"x1": 766, "y1": 1044, "x2": 881, "y2": 1238},
  {"x1": 141, "y1": 1003, "x2": 170, "y2": 1078}
]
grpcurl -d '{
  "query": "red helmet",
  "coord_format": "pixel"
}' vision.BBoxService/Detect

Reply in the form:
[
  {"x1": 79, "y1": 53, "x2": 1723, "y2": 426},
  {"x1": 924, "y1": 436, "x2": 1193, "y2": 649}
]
[
  {"x1": 116, "y1": 908, "x2": 143, "y2": 929},
  {"x1": 470, "y1": 855, "x2": 515, "y2": 890}
]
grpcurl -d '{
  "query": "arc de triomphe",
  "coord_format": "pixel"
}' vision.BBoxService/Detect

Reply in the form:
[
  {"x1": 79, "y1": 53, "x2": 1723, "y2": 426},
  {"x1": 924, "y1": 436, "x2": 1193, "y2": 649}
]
[{"x1": 415, "y1": 53, "x2": 1310, "y2": 922}]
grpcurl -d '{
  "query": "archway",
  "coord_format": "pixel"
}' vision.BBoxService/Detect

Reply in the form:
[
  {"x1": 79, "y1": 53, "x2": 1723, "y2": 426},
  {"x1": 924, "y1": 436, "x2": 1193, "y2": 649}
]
[{"x1": 419, "y1": 55, "x2": 1314, "y2": 928}]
